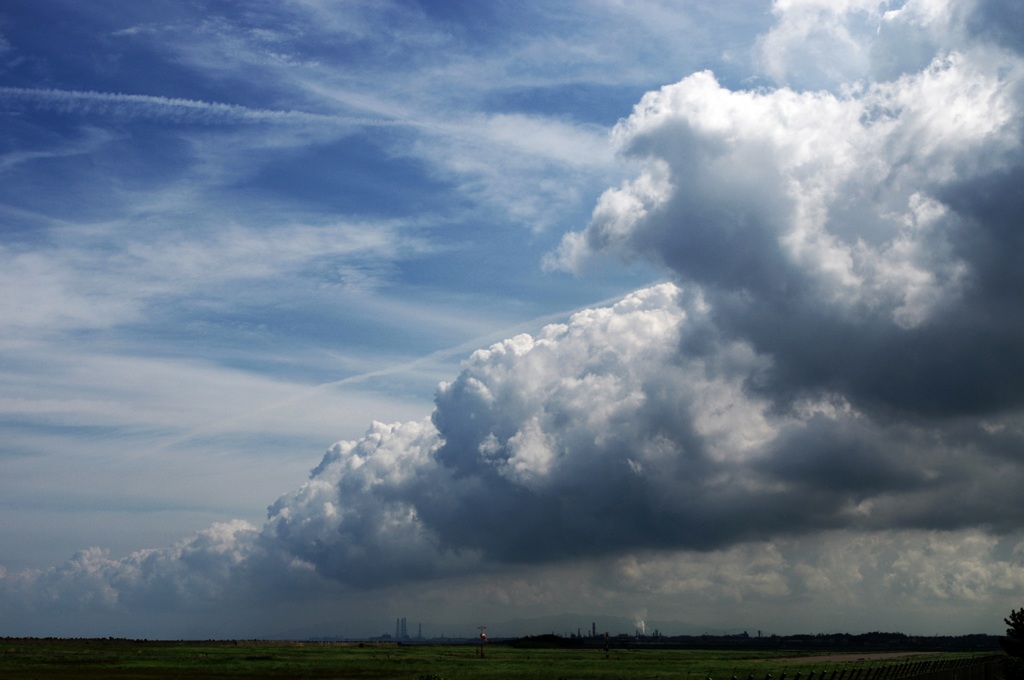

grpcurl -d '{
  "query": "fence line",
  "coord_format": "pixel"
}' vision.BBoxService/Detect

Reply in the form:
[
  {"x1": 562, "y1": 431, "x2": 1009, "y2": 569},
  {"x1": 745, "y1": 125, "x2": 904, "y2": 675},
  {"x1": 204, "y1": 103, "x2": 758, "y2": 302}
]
[{"x1": 713, "y1": 655, "x2": 1006, "y2": 680}]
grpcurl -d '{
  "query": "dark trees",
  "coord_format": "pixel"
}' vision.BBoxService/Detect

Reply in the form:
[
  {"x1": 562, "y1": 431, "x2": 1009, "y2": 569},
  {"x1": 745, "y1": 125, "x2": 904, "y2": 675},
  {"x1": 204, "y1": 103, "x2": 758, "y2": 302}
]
[
  {"x1": 1004, "y1": 607, "x2": 1024, "y2": 658},
  {"x1": 1003, "y1": 607, "x2": 1024, "y2": 680}
]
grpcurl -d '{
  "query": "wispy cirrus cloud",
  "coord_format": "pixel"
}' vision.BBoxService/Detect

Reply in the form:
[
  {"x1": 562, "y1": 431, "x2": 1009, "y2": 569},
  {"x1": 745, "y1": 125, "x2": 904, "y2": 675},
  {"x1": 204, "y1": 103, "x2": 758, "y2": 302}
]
[{"x1": 0, "y1": 216, "x2": 431, "y2": 336}]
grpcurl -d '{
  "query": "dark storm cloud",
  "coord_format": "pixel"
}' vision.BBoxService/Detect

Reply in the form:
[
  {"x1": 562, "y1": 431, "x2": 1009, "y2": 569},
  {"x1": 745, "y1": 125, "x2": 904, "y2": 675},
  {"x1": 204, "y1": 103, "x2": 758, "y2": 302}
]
[
  {"x1": 254, "y1": 276, "x2": 1024, "y2": 585},
  {"x1": 712, "y1": 147, "x2": 1024, "y2": 419},
  {"x1": 524, "y1": 0, "x2": 1024, "y2": 565},
  {"x1": 718, "y1": 292, "x2": 1024, "y2": 418},
  {"x1": 553, "y1": 2, "x2": 1024, "y2": 419}
]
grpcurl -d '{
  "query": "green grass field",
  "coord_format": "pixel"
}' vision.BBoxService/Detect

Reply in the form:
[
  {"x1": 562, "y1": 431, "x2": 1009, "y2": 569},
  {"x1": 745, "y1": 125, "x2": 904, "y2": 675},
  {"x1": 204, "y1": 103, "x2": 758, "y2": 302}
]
[{"x1": 0, "y1": 638, "x2": 995, "y2": 680}]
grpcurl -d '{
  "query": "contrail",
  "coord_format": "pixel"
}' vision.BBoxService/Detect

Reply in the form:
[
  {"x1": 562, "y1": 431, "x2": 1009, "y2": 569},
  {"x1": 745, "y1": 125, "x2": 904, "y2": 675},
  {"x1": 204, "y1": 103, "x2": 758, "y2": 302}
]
[
  {"x1": 0, "y1": 86, "x2": 413, "y2": 128},
  {"x1": 147, "y1": 282, "x2": 667, "y2": 454}
]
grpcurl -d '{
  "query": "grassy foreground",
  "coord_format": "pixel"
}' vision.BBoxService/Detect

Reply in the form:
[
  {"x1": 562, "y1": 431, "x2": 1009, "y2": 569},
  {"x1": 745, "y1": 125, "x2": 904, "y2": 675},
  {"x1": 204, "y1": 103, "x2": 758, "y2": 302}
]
[{"x1": 0, "y1": 638, "x2": 991, "y2": 680}]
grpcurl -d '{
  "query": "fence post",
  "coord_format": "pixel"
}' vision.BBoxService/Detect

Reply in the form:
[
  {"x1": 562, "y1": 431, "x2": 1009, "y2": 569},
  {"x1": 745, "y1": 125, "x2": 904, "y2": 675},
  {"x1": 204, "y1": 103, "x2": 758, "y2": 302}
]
[{"x1": 880, "y1": 653, "x2": 1004, "y2": 680}]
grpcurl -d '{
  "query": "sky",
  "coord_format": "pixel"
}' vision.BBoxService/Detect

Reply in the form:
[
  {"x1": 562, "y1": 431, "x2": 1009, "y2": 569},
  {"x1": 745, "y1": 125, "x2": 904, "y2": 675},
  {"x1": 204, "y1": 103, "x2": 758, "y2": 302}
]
[{"x1": 1, "y1": 0, "x2": 1023, "y2": 640}]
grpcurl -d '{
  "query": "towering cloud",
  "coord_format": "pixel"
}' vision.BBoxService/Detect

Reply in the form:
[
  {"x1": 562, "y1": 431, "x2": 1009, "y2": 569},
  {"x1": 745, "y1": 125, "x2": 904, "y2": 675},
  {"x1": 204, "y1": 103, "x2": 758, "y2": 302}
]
[
  {"x1": 552, "y1": 0, "x2": 1024, "y2": 420},
  {"x1": 264, "y1": 283, "x2": 778, "y2": 578},
  {"x1": 261, "y1": 264, "x2": 1024, "y2": 584}
]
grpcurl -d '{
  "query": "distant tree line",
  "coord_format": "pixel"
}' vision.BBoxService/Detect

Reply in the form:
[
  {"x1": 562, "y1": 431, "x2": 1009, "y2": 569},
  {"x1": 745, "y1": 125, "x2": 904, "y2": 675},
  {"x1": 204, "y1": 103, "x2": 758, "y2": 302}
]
[{"x1": 500, "y1": 630, "x2": 1002, "y2": 652}]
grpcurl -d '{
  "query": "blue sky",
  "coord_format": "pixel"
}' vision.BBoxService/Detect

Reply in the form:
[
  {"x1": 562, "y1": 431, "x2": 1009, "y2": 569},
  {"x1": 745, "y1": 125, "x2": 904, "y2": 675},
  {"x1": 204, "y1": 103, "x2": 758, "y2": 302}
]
[
  {"x1": 3, "y1": 0, "x2": 1024, "y2": 639},
  {"x1": 0, "y1": 0, "x2": 685, "y2": 562}
]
